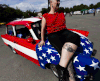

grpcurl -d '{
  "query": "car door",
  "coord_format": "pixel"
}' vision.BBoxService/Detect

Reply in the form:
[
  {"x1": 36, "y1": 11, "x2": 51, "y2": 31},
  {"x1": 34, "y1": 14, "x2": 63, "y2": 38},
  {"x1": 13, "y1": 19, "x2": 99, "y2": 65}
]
[{"x1": 14, "y1": 25, "x2": 40, "y2": 66}]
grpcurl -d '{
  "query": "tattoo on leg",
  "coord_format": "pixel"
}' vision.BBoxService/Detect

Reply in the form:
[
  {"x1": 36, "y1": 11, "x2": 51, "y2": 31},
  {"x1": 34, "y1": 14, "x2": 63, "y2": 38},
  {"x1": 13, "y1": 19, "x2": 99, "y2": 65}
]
[
  {"x1": 68, "y1": 61, "x2": 76, "y2": 81},
  {"x1": 63, "y1": 44, "x2": 75, "y2": 53}
]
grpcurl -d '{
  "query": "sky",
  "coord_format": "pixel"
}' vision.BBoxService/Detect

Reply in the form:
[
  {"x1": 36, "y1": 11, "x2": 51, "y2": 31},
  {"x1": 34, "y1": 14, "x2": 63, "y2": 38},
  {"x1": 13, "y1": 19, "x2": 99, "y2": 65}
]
[{"x1": 0, "y1": 0, "x2": 100, "y2": 12}]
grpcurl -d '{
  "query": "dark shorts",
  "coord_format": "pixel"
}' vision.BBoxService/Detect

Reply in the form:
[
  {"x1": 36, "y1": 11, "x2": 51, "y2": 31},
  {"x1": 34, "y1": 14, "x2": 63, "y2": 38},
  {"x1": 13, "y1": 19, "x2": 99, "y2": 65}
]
[{"x1": 47, "y1": 29, "x2": 80, "y2": 55}]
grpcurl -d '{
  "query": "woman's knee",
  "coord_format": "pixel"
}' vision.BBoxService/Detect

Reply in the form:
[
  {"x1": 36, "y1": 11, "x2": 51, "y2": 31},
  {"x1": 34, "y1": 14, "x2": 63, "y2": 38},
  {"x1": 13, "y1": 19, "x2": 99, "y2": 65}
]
[{"x1": 62, "y1": 42, "x2": 78, "y2": 53}]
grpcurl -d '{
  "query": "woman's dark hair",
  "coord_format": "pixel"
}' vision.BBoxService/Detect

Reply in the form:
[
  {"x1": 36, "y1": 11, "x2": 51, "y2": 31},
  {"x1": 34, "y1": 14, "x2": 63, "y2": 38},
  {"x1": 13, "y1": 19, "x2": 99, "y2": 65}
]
[{"x1": 48, "y1": 0, "x2": 50, "y2": 4}]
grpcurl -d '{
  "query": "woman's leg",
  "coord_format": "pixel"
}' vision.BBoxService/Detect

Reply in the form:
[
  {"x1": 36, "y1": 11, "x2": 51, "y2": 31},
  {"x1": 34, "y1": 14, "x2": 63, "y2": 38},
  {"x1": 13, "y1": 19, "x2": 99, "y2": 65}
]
[
  {"x1": 59, "y1": 42, "x2": 78, "y2": 81},
  {"x1": 68, "y1": 60, "x2": 76, "y2": 81},
  {"x1": 59, "y1": 42, "x2": 77, "y2": 67}
]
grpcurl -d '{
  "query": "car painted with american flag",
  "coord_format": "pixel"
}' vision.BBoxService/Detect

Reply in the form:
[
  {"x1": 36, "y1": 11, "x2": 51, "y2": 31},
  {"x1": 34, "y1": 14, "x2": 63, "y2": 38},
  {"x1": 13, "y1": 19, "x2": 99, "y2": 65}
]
[{"x1": 1, "y1": 17, "x2": 100, "y2": 81}]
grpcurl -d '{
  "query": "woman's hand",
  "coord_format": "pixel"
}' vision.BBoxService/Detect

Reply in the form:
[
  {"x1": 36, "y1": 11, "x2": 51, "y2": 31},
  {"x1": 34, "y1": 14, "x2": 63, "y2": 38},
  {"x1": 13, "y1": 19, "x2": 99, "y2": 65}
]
[{"x1": 38, "y1": 40, "x2": 45, "y2": 47}]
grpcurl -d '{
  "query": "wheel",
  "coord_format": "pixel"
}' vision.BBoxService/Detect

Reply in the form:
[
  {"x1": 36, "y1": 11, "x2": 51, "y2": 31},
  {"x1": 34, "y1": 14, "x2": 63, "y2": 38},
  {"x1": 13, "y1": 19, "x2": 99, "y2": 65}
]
[
  {"x1": 11, "y1": 47, "x2": 17, "y2": 54},
  {"x1": 91, "y1": 42, "x2": 94, "y2": 46},
  {"x1": 84, "y1": 74, "x2": 93, "y2": 81},
  {"x1": 92, "y1": 49, "x2": 97, "y2": 56},
  {"x1": 50, "y1": 64, "x2": 58, "y2": 78},
  {"x1": 8, "y1": 45, "x2": 17, "y2": 54}
]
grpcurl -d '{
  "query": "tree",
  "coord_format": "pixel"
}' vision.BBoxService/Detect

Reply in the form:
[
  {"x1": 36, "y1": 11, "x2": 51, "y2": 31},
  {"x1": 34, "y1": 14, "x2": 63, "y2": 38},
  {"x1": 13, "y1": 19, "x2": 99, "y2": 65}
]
[
  {"x1": 41, "y1": 8, "x2": 48, "y2": 14},
  {"x1": 0, "y1": 3, "x2": 38, "y2": 22},
  {"x1": 95, "y1": 2, "x2": 100, "y2": 8},
  {"x1": 57, "y1": 7, "x2": 64, "y2": 13},
  {"x1": 84, "y1": 5, "x2": 89, "y2": 9},
  {"x1": 16, "y1": 7, "x2": 23, "y2": 18},
  {"x1": 64, "y1": 7, "x2": 70, "y2": 13},
  {"x1": 94, "y1": 4, "x2": 98, "y2": 9},
  {"x1": 89, "y1": 4, "x2": 94, "y2": 9},
  {"x1": 69, "y1": 7, "x2": 74, "y2": 12}
]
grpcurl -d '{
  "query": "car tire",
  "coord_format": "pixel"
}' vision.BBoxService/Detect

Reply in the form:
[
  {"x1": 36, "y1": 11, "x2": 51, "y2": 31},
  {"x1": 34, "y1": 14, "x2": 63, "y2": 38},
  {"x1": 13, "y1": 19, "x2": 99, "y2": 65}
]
[
  {"x1": 92, "y1": 49, "x2": 97, "y2": 56},
  {"x1": 50, "y1": 64, "x2": 58, "y2": 78},
  {"x1": 9, "y1": 45, "x2": 17, "y2": 54},
  {"x1": 91, "y1": 42, "x2": 94, "y2": 46}
]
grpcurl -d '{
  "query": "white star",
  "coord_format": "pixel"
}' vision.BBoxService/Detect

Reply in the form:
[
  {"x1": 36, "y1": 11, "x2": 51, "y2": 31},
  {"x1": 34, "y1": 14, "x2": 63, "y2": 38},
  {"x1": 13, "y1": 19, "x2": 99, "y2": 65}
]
[
  {"x1": 52, "y1": 50, "x2": 57, "y2": 52},
  {"x1": 39, "y1": 56, "x2": 43, "y2": 60},
  {"x1": 77, "y1": 75, "x2": 82, "y2": 79},
  {"x1": 50, "y1": 55, "x2": 56, "y2": 61},
  {"x1": 38, "y1": 46, "x2": 42, "y2": 51},
  {"x1": 84, "y1": 48, "x2": 89, "y2": 54},
  {"x1": 42, "y1": 53, "x2": 47, "y2": 58},
  {"x1": 46, "y1": 59, "x2": 51, "y2": 63},
  {"x1": 46, "y1": 41, "x2": 50, "y2": 45},
  {"x1": 81, "y1": 36, "x2": 85, "y2": 39},
  {"x1": 80, "y1": 42, "x2": 85, "y2": 46},
  {"x1": 41, "y1": 63, "x2": 44, "y2": 66},
  {"x1": 73, "y1": 56, "x2": 79, "y2": 63},
  {"x1": 90, "y1": 60, "x2": 100, "y2": 70},
  {"x1": 57, "y1": 53, "x2": 60, "y2": 58},
  {"x1": 46, "y1": 48, "x2": 52, "y2": 54},
  {"x1": 76, "y1": 65, "x2": 86, "y2": 71},
  {"x1": 85, "y1": 41, "x2": 90, "y2": 44},
  {"x1": 88, "y1": 47, "x2": 93, "y2": 51}
]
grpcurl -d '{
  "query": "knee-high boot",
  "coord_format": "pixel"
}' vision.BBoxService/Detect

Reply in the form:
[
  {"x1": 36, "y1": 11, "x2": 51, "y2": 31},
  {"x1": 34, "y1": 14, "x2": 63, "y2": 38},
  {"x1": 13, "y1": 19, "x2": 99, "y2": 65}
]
[{"x1": 56, "y1": 64, "x2": 69, "y2": 81}]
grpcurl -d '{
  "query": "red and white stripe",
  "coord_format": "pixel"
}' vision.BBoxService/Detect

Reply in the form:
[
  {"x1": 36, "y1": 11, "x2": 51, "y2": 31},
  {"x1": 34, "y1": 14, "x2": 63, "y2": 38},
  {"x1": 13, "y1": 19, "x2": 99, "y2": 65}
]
[{"x1": 1, "y1": 37, "x2": 40, "y2": 66}]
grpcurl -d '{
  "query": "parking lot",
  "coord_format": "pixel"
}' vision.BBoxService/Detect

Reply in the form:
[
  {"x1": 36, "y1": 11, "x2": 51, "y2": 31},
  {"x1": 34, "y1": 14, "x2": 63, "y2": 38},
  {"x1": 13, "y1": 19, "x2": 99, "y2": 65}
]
[{"x1": 0, "y1": 12, "x2": 100, "y2": 81}]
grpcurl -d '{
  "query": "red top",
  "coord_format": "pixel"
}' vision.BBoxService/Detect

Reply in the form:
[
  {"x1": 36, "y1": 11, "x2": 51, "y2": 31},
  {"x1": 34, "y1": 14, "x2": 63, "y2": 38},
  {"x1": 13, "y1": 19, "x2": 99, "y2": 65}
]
[{"x1": 42, "y1": 12, "x2": 67, "y2": 34}]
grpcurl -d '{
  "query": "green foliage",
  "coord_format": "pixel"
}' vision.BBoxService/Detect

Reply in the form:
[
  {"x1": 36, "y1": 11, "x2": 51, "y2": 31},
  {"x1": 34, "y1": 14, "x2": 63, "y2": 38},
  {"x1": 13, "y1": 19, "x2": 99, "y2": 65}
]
[
  {"x1": 15, "y1": 7, "x2": 23, "y2": 18},
  {"x1": 69, "y1": 7, "x2": 74, "y2": 12},
  {"x1": 0, "y1": 4, "x2": 38, "y2": 22},
  {"x1": 57, "y1": 7, "x2": 64, "y2": 13},
  {"x1": 89, "y1": 4, "x2": 94, "y2": 9},
  {"x1": 94, "y1": 2, "x2": 100, "y2": 9},
  {"x1": 64, "y1": 7, "x2": 70, "y2": 13},
  {"x1": 41, "y1": 8, "x2": 49, "y2": 14},
  {"x1": 96, "y1": 2, "x2": 100, "y2": 7}
]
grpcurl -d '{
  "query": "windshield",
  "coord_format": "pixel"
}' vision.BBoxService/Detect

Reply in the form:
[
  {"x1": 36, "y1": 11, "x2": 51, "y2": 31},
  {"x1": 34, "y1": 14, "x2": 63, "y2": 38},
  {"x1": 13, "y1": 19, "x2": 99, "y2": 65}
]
[{"x1": 31, "y1": 20, "x2": 41, "y2": 39}]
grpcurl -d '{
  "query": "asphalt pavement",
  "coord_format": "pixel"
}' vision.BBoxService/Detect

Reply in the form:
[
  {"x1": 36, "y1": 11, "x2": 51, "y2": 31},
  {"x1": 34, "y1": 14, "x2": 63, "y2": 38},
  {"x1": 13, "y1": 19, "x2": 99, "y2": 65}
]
[{"x1": 0, "y1": 12, "x2": 100, "y2": 81}]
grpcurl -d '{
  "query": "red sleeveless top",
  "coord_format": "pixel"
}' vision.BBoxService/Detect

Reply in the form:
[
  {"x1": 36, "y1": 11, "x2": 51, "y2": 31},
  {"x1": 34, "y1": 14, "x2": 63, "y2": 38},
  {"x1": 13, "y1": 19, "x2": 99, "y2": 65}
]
[{"x1": 42, "y1": 12, "x2": 67, "y2": 34}]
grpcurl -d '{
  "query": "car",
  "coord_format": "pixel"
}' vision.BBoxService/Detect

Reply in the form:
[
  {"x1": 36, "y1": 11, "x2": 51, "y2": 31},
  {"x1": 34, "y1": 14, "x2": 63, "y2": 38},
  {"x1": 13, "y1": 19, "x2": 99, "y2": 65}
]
[
  {"x1": 0, "y1": 22, "x2": 6, "y2": 25},
  {"x1": 1, "y1": 17, "x2": 100, "y2": 81},
  {"x1": 73, "y1": 11, "x2": 82, "y2": 15}
]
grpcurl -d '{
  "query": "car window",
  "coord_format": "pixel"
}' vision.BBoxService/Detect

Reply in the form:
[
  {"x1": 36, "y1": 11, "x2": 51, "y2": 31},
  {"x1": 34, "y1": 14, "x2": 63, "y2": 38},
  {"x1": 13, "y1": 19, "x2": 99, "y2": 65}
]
[
  {"x1": 31, "y1": 21, "x2": 41, "y2": 39},
  {"x1": 7, "y1": 25, "x2": 14, "y2": 36},
  {"x1": 15, "y1": 25, "x2": 32, "y2": 39}
]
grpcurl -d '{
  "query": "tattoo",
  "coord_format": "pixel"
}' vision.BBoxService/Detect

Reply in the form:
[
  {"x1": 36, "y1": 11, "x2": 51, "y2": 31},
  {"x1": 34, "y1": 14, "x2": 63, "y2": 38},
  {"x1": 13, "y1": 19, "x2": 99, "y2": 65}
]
[
  {"x1": 68, "y1": 61, "x2": 76, "y2": 81},
  {"x1": 69, "y1": 76, "x2": 76, "y2": 81},
  {"x1": 63, "y1": 44, "x2": 75, "y2": 53}
]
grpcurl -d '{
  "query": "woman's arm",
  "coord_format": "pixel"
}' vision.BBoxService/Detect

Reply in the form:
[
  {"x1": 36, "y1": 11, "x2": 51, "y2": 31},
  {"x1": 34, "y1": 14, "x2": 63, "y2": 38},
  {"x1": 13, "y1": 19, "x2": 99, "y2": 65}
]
[{"x1": 41, "y1": 17, "x2": 46, "y2": 41}]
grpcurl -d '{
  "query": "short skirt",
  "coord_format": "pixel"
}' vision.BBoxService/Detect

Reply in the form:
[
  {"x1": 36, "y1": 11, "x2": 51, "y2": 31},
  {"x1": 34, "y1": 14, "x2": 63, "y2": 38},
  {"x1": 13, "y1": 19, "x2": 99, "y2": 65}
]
[{"x1": 47, "y1": 29, "x2": 80, "y2": 55}]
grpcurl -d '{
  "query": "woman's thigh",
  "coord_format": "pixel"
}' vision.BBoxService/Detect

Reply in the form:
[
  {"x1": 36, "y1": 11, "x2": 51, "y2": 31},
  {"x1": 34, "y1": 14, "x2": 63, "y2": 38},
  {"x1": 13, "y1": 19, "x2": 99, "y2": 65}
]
[
  {"x1": 48, "y1": 33, "x2": 64, "y2": 55},
  {"x1": 47, "y1": 29, "x2": 80, "y2": 55},
  {"x1": 61, "y1": 29, "x2": 80, "y2": 47}
]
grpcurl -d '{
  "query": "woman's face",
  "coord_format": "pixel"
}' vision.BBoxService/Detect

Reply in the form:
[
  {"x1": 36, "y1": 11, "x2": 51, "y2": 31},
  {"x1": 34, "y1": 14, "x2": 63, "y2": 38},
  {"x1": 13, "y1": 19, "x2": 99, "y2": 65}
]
[{"x1": 51, "y1": 0, "x2": 60, "y2": 10}]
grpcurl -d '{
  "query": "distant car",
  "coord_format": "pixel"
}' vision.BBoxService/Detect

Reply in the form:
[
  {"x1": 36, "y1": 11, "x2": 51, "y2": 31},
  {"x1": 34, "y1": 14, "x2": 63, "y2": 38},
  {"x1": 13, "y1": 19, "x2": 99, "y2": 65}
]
[
  {"x1": 0, "y1": 22, "x2": 5, "y2": 25},
  {"x1": 73, "y1": 11, "x2": 82, "y2": 15},
  {"x1": 1, "y1": 17, "x2": 100, "y2": 81}
]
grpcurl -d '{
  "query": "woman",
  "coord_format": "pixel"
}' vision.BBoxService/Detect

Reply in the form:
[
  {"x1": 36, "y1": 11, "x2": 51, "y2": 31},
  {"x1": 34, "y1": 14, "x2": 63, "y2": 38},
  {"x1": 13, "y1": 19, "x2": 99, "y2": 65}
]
[{"x1": 38, "y1": 0, "x2": 80, "y2": 81}]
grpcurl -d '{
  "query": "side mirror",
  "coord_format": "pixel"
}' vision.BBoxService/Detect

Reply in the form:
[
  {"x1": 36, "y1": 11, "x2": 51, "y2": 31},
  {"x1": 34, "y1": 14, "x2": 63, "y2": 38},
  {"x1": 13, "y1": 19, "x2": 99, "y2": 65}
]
[{"x1": 26, "y1": 37, "x2": 34, "y2": 43}]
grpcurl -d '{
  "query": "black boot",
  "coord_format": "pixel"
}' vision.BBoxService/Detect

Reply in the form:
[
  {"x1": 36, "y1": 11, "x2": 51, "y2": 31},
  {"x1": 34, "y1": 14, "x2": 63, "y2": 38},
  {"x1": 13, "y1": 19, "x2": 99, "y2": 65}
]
[{"x1": 56, "y1": 64, "x2": 69, "y2": 81}]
